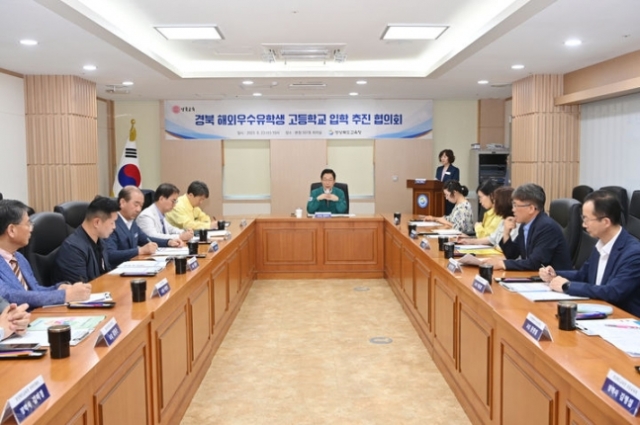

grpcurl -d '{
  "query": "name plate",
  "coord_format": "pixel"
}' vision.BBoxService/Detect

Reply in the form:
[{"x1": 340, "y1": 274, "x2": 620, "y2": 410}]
[
  {"x1": 314, "y1": 212, "x2": 331, "y2": 218},
  {"x1": 522, "y1": 313, "x2": 553, "y2": 342},
  {"x1": 471, "y1": 275, "x2": 492, "y2": 293},
  {"x1": 240, "y1": 219, "x2": 247, "y2": 228},
  {"x1": 447, "y1": 259, "x2": 461, "y2": 273},
  {"x1": 409, "y1": 230, "x2": 418, "y2": 239},
  {"x1": 187, "y1": 256, "x2": 199, "y2": 271},
  {"x1": 151, "y1": 278, "x2": 171, "y2": 297},
  {"x1": 208, "y1": 241, "x2": 219, "y2": 253},
  {"x1": 420, "y1": 238, "x2": 430, "y2": 250},
  {"x1": 95, "y1": 318, "x2": 121, "y2": 347},
  {"x1": 1, "y1": 375, "x2": 50, "y2": 424},
  {"x1": 602, "y1": 369, "x2": 640, "y2": 416}
]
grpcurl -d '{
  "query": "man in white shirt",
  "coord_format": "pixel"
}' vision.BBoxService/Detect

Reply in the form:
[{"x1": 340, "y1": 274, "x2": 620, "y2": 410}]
[
  {"x1": 137, "y1": 184, "x2": 193, "y2": 245},
  {"x1": 540, "y1": 190, "x2": 640, "y2": 317}
]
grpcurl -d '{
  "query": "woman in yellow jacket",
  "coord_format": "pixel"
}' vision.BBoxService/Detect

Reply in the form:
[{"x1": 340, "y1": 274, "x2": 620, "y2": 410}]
[{"x1": 474, "y1": 180, "x2": 501, "y2": 238}]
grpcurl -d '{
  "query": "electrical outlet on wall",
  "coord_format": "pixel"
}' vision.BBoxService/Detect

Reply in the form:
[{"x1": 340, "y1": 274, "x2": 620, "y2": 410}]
[{"x1": 392, "y1": 174, "x2": 398, "y2": 182}]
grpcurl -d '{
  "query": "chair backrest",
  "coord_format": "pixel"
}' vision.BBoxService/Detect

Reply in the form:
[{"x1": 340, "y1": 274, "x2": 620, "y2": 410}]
[
  {"x1": 629, "y1": 190, "x2": 640, "y2": 220},
  {"x1": 54, "y1": 201, "x2": 89, "y2": 234},
  {"x1": 23, "y1": 212, "x2": 68, "y2": 286},
  {"x1": 141, "y1": 189, "x2": 155, "y2": 210},
  {"x1": 560, "y1": 202, "x2": 584, "y2": 263},
  {"x1": 626, "y1": 215, "x2": 640, "y2": 240},
  {"x1": 599, "y1": 185, "x2": 629, "y2": 223},
  {"x1": 549, "y1": 198, "x2": 580, "y2": 230},
  {"x1": 309, "y1": 182, "x2": 349, "y2": 214},
  {"x1": 571, "y1": 185, "x2": 593, "y2": 204},
  {"x1": 573, "y1": 230, "x2": 598, "y2": 269}
]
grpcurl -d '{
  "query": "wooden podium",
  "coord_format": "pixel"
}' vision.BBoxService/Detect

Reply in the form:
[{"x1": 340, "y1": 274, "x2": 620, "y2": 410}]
[{"x1": 406, "y1": 180, "x2": 444, "y2": 216}]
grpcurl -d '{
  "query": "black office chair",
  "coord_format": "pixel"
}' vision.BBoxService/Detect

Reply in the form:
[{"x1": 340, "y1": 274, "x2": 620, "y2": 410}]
[
  {"x1": 573, "y1": 229, "x2": 598, "y2": 270},
  {"x1": 54, "y1": 201, "x2": 89, "y2": 234},
  {"x1": 309, "y1": 182, "x2": 349, "y2": 214},
  {"x1": 600, "y1": 186, "x2": 629, "y2": 224},
  {"x1": 629, "y1": 190, "x2": 640, "y2": 220},
  {"x1": 141, "y1": 189, "x2": 155, "y2": 210},
  {"x1": 571, "y1": 185, "x2": 593, "y2": 204},
  {"x1": 549, "y1": 198, "x2": 580, "y2": 230},
  {"x1": 626, "y1": 215, "x2": 640, "y2": 241},
  {"x1": 22, "y1": 212, "x2": 68, "y2": 286}
]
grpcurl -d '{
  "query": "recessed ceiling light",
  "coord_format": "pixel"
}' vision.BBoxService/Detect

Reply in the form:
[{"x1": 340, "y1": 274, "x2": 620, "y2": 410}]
[
  {"x1": 477, "y1": 80, "x2": 489, "y2": 85},
  {"x1": 20, "y1": 39, "x2": 38, "y2": 46},
  {"x1": 242, "y1": 80, "x2": 254, "y2": 85},
  {"x1": 155, "y1": 26, "x2": 223, "y2": 40},
  {"x1": 253, "y1": 92, "x2": 262, "y2": 97},
  {"x1": 83, "y1": 65, "x2": 97, "y2": 71},
  {"x1": 122, "y1": 81, "x2": 134, "y2": 86},
  {"x1": 356, "y1": 80, "x2": 367, "y2": 85},
  {"x1": 382, "y1": 25, "x2": 448, "y2": 40},
  {"x1": 511, "y1": 64, "x2": 525, "y2": 70},
  {"x1": 564, "y1": 38, "x2": 582, "y2": 47},
  {"x1": 349, "y1": 92, "x2": 359, "y2": 96}
]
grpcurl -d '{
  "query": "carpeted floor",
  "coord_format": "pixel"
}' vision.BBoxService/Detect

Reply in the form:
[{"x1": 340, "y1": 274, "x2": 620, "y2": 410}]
[{"x1": 181, "y1": 279, "x2": 470, "y2": 425}]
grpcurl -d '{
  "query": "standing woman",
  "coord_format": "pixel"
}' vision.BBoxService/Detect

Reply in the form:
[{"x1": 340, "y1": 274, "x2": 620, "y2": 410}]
[
  {"x1": 475, "y1": 180, "x2": 501, "y2": 238},
  {"x1": 424, "y1": 180, "x2": 474, "y2": 235},
  {"x1": 435, "y1": 149, "x2": 460, "y2": 215}
]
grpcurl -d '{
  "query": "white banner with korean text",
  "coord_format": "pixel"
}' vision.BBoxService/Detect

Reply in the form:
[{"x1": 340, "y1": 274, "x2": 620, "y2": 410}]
[{"x1": 164, "y1": 99, "x2": 432, "y2": 140}]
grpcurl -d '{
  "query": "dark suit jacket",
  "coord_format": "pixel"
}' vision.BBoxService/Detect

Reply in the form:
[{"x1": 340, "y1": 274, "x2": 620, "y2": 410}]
[
  {"x1": 0, "y1": 252, "x2": 66, "y2": 308},
  {"x1": 559, "y1": 228, "x2": 640, "y2": 317},
  {"x1": 500, "y1": 212, "x2": 573, "y2": 271},
  {"x1": 53, "y1": 226, "x2": 110, "y2": 283},
  {"x1": 104, "y1": 215, "x2": 169, "y2": 268},
  {"x1": 435, "y1": 164, "x2": 460, "y2": 182}
]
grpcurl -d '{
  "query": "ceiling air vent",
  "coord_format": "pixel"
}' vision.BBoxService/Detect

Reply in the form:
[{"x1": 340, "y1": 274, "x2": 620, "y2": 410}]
[
  {"x1": 262, "y1": 43, "x2": 346, "y2": 63},
  {"x1": 288, "y1": 82, "x2": 327, "y2": 90},
  {"x1": 105, "y1": 84, "x2": 130, "y2": 94}
]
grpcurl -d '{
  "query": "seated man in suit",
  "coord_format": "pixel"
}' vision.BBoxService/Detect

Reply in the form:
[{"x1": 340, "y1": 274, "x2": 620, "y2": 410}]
[
  {"x1": 540, "y1": 190, "x2": 640, "y2": 317},
  {"x1": 105, "y1": 186, "x2": 179, "y2": 269},
  {"x1": 0, "y1": 296, "x2": 30, "y2": 340},
  {"x1": 306, "y1": 169, "x2": 347, "y2": 214},
  {"x1": 136, "y1": 183, "x2": 193, "y2": 244},
  {"x1": 484, "y1": 183, "x2": 572, "y2": 271},
  {"x1": 53, "y1": 196, "x2": 120, "y2": 283},
  {"x1": 165, "y1": 180, "x2": 216, "y2": 230},
  {"x1": 0, "y1": 200, "x2": 91, "y2": 308}
]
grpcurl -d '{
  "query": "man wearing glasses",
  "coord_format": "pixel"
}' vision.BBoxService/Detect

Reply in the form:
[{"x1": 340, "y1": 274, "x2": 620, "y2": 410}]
[
  {"x1": 137, "y1": 183, "x2": 193, "y2": 244},
  {"x1": 540, "y1": 190, "x2": 640, "y2": 317},
  {"x1": 484, "y1": 183, "x2": 572, "y2": 271},
  {"x1": 307, "y1": 169, "x2": 347, "y2": 214}
]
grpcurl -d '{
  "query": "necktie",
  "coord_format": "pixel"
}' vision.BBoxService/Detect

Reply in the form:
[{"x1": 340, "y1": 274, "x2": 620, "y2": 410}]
[
  {"x1": 161, "y1": 217, "x2": 167, "y2": 233},
  {"x1": 10, "y1": 257, "x2": 28, "y2": 290}
]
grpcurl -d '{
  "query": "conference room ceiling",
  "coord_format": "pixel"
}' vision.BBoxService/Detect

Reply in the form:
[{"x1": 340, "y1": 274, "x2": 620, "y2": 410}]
[{"x1": 1, "y1": 0, "x2": 638, "y2": 101}]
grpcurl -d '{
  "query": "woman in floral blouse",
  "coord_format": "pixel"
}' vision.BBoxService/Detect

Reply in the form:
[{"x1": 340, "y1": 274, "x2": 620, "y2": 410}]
[{"x1": 424, "y1": 180, "x2": 474, "y2": 234}]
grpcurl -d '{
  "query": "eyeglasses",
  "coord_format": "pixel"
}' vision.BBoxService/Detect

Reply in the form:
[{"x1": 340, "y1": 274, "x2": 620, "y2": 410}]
[
  {"x1": 512, "y1": 203, "x2": 531, "y2": 208},
  {"x1": 581, "y1": 215, "x2": 604, "y2": 223}
]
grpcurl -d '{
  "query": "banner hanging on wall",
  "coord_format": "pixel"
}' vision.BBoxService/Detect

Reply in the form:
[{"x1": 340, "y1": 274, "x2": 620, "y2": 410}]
[{"x1": 164, "y1": 99, "x2": 432, "y2": 140}]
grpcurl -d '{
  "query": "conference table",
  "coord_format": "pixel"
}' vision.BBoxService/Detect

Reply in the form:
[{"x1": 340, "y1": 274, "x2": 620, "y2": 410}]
[{"x1": 0, "y1": 215, "x2": 639, "y2": 425}]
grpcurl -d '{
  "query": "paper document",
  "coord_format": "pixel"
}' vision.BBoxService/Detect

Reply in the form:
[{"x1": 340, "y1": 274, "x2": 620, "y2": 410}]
[
  {"x1": 576, "y1": 318, "x2": 640, "y2": 357},
  {"x1": 409, "y1": 221, "x2": 441, "y2": 227},
  {"x1": 10, "y1": 316, "x2": 107, "y2": 346},
  {"x1": 154, "y1": 247, "x2": 188, "y2": 256},
  {"x1": 500, "y1": 283, "x2": 551, "y2": 292},
  {"x1": 519, "y1": 291, "x2": 588, "y2": 302},
  {"x1": 456, "y1": 244, "x2": 492, "y2": 249},
  {"x1": 108, "y1": 261, "x2": 166, "y2": 275},
  {"x1": 456, "y1": 247, "x2": 502, "y2": 255},
  {"x1": 432, "y1": 229, "x2": 462, "y2": 235}
]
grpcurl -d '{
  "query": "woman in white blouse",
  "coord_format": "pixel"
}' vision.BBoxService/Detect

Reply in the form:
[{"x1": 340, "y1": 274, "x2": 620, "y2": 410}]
[{"x1": 424, "y1": 180, "x2": 475, "y2": 235}]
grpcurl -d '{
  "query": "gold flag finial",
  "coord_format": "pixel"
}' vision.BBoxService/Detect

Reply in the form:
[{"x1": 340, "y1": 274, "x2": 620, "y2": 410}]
[{"x1": 129, "y1": 119, "x2": 137, "y2": 141}]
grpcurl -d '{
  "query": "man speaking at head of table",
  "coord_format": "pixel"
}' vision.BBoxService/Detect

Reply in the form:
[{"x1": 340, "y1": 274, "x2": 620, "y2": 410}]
[{"x1": 306, "y1": 169, "x2": 347, "y2": 215}]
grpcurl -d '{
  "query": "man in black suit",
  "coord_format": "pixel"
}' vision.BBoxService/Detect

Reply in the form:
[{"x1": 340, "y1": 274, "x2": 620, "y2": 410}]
[
  {"x1": 53, "y1": 196, "x2": 120, "y2": 283},
  {"x1": 484, "y1": 183, "x2": 573, "y2": 271}
]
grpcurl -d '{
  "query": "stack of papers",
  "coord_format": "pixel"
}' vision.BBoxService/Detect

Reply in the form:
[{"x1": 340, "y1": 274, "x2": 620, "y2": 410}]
[
  {"x1": 408, "y1": 221, "x2": 440, "y2": 227},
  {"x1": 9, "y1": 316, "x2": 106, "y2": 347},
  {"x1": 576, "y1": 318, "x2": 640, "y2": 357},
  {"x1": 154, "y1": 247, "x2": 188, "y2": 256},
  {"x1": 108, "y1": 261, "x2": 167, "y2": 275},
  {"x1": 518, "y1": 291, "x2": 588, "y2": 302},
  {"x1": 72, "y1": 292, "x2": 112, "y2": 304}
]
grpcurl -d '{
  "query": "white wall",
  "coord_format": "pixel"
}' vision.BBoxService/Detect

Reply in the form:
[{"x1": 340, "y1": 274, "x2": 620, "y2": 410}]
[
  {"x1": 0, "y1": 73, "x2": 28, "y2": 202},
  {"x1": 580, "y1": 92, "x2": 640, "y2": 196},
  {"x1": 114, "y1": 101, "x2": 162, "y2": 191}
]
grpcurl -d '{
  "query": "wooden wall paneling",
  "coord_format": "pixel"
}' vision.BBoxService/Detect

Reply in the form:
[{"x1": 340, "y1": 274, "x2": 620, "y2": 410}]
[
  {"x1": 323, "y1": 222, "x2": 380, "y2": 264},
  {"x1": 414, "y1": 259, "x2": 431, "y2": 333},
  {"x1": 401, "y1": 248, "x2": 415, "y2": 307},
  {"x1": 227, "y1": 249, "x2": 241, "y2": 307},
  {"x1": 563, "y1": 50, "x2": 640, "y2": 95},
  {"x1": 211, "y1": 263, "x2": 229, "y2": 331},
  {"x1": 432, "y1": 271, "x2": 457, "y2": 371},
  {"x1": 189, "y1": 277, "x2": 212, "y2": 369},
  {"x1": 160, "y1": 139, "x2": 222, "y2": 219},
  {"x1": 269, "y1": 139, "x2": 327, "y2": 215}
]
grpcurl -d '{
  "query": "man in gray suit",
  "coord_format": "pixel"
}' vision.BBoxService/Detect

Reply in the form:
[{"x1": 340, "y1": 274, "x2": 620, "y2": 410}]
[{"x1": 136, "y1": 183, "x2": 193, "y2": 244}]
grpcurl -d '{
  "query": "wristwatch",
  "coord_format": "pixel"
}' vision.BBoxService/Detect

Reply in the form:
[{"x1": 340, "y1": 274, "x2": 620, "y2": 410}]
[{"x1": 561, "y1": 282, "x2": 570, "y2": 293}]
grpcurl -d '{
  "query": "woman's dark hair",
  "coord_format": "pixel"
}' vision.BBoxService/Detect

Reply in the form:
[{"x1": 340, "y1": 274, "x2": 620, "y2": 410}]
[
  {"x1": 477, "y1": 179, "x2": 499, "y2": 199},
  {"x1": 438, "y1": 149, "x2": 455, "y2": 164},
  {"x1": 493, "y1": 186, "x2": 515, "y2": 218},
  {"x1": 443, "y1": 180, "x2": 468, "y2": 197}
]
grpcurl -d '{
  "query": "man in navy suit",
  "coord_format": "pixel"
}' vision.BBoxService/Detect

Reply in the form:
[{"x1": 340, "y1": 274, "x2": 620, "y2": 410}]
[
  {"x1": 541, "y1": 190, "x2": 640, "y2": 317},
  {"x1": 484, "y1": 183, "x2": 573, "y2": 271},
  {"x1": 0, "y1": 200, "x2": 91, "y2": 308},
  {"x1": 104, "y1": 186, "x2": 179, "y2": 268},
  {"x1": 53, "y1": 196, "x2": 120, "y2": 283}
]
